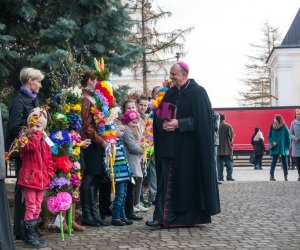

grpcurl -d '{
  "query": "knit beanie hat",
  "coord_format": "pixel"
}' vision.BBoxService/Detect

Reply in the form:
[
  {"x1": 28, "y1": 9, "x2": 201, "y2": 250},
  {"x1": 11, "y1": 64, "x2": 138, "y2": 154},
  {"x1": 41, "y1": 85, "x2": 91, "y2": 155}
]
[
  {"x1": 27, "y1": 107, "x2": 48, "y2": 128},
  {"x1": 121, "y1": 110, "x2": 140, "y2": 124}
]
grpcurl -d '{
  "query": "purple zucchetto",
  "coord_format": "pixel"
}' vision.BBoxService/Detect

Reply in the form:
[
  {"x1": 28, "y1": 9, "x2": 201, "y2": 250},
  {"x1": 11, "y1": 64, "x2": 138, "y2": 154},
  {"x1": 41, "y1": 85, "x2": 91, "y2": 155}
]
[{"x1": 177, "y1": 61, "x2": 189, "y2": 73}]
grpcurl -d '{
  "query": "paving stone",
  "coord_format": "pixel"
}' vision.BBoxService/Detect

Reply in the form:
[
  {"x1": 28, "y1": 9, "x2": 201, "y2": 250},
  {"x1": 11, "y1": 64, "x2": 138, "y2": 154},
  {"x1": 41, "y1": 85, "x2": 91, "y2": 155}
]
[{"x1": 15, "y1": 167, "x2": 300, "y2": 249}]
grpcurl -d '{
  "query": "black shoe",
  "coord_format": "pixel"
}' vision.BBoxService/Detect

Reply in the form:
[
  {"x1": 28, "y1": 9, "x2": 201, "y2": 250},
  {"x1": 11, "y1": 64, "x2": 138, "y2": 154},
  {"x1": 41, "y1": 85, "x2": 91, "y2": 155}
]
[
  {"x1": 97, "y1": 218, "x2": 110, "y2": 226},
  {"x1": 34, "y1": 218, "x2": 46, "y2": 245},
  {"x1": 81, "y1": 204, "x2": 101, "y2": 227},
  {"x1": 270, "y1": 176, "x2": 276, "y2": 181},
  {"x1": 127, "y1": 214, "x2": 143, "y2": 221},
  {"x1": 90, "y1": 204, "x2": 110, "y2": 226},
  {"x1": 227, "y1": 178, "x2": 235, "y2": 181},
  {"x1": 145, "y1": 220, "x2": 161, "y2": 227},
  {"x1": 217, "y1": 181, "x2": 222, "y2": 184},
  {"x1": 23, "y1": 220, "x2": 46, "y2": 248},
  {"x1": 121, "y1": 218, "x2": 133, "y2": 225},
  {"x1": 218, "y1": 179, "x2": 224, "y2": 182},
  {"x1": 100, "y1": 209, "x2": 112, "y2": 218},
  {"x1": 111, "y1": 219, "x2": 125, "y2": 226}
]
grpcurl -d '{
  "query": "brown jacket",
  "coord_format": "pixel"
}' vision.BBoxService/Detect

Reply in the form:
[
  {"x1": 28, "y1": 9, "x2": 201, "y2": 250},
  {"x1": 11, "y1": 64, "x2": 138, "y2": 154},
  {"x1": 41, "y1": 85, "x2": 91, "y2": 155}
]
[
  {"x1": 81, "y1": 90, "x2": 107, "y2": 148},
  {"x1": 217, "y1": 121, "x2": 235, "y2": 155}
]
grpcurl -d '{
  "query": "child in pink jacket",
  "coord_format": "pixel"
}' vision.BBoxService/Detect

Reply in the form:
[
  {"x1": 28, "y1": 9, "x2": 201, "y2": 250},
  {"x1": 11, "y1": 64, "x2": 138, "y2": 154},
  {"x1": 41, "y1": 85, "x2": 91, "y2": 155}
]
[{"x1": 18, "y1": 107, "x2": 54, "y2": 248}]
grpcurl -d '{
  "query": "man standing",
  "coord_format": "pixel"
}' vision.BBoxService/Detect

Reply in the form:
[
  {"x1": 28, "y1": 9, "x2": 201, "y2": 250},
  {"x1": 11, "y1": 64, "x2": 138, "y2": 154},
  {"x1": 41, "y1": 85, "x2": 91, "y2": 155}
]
[
  {"x1": 217, "y1": 113, "x2": 235, "y2": 181},
  {"x1": 146, "y1": 62, "x2": 220, "y2": 228}
]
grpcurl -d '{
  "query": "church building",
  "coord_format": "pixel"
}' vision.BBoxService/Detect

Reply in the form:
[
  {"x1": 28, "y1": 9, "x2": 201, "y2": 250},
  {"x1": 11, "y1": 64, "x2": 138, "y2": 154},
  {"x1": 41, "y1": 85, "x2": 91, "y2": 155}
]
[{"x1": 267, "y1": 8, "x2": 300, "y2": 106}]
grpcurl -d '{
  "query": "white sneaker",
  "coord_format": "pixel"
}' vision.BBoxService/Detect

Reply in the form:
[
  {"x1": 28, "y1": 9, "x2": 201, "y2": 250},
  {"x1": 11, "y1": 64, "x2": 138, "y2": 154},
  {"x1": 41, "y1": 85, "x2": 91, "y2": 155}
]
[
  {"x1": 137, "y1": 203, "x2": 149, "y2": 212},
  {"x1": 134, "y1": 205, "x2": 140, "y2": 212}
]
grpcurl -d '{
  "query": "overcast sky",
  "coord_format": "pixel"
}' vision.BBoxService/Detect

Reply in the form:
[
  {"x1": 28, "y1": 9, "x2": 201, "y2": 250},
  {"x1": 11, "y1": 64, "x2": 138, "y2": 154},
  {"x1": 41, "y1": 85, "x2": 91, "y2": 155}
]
[{"x1": 157, "y1": 0, "x2": 300, "y2": 108}]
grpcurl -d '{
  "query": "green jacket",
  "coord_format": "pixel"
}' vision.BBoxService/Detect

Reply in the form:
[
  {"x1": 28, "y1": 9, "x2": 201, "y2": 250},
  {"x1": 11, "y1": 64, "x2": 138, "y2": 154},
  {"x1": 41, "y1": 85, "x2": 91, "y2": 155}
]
[{"x1": 268, "y1": 125, "x2": 291, "y2": 156}]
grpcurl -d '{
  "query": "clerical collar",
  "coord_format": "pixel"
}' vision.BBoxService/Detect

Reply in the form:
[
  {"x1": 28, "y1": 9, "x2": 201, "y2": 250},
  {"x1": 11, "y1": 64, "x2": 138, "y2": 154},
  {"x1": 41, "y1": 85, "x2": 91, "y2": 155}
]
[
  {"x1": 20, "y1": 86, "x2": 37, "y2": 99},
  {"x1": 180, "y1": 80, "x2": 190, "y2": 90}
]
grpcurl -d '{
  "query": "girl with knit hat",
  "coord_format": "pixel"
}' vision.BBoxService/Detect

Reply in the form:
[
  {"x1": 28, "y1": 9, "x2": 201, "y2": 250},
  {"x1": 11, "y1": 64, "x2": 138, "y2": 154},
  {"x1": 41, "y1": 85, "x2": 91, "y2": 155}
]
[
  {"x1": 17, "y1": 107, "x2": 55, "y2": 248},
  {"x1": 121, "y1": 110, "x2": 149, "y2": 214}
]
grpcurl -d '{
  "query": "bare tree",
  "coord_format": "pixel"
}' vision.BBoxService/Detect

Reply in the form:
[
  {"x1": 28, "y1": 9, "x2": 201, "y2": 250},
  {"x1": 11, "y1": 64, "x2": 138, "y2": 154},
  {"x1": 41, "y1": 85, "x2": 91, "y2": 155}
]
[
  {"x1": 126, "y1": 0, "x2": 193, "y2": 95},
  {"x1": 239, "y1": 21, "x2": 281, "y2": 106}
]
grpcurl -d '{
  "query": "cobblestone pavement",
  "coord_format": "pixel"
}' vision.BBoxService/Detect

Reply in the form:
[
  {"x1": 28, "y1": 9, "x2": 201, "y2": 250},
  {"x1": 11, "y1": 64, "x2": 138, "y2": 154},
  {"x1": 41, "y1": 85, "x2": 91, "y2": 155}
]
[{"x1": 15, "y1": 167, "x2": 300, "y2": 250}]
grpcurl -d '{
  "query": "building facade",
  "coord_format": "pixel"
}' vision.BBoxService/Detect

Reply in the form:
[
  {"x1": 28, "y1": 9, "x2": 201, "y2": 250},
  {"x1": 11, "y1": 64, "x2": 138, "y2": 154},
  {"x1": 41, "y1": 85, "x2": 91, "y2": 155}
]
[{"x1": 267, "y1": 8, "x2": 300, "y2": 106}]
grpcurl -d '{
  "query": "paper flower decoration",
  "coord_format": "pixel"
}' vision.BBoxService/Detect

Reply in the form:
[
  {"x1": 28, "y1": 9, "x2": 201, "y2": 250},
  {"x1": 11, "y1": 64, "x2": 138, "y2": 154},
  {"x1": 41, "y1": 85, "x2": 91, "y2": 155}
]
[{"x1": 47, "y1": 192, "x2": 72, "y2": 213}]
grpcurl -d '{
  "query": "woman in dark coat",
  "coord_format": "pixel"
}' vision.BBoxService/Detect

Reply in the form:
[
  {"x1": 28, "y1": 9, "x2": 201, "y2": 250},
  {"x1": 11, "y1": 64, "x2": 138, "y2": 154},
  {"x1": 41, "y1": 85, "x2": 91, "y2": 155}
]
[
  {"x1": 0, "y1": 107, "x2": 16, "y2": 250},
  {"x1": 80, "y1": 71, "x2": 110, "y2": 227},
  {"x1": 251, "y1": 127, "x2": 265, "y2": 170},
  {"x1": 6, "y1": 68, "x2": 42, "y2": 240}
]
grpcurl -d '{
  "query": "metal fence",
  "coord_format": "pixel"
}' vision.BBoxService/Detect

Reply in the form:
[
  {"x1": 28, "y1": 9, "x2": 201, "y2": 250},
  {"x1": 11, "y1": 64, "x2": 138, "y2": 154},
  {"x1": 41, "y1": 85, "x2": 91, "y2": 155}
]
[{"x1": 6, "y1": 159, "x2": 16, "y2": 178}]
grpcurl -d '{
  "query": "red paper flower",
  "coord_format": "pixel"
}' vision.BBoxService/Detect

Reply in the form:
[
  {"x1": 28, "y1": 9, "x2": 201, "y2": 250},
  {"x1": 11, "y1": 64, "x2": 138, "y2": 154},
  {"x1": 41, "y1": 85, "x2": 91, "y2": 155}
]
[{"x1": 53, "y1": 156, "x2": 73, "y2": 173}]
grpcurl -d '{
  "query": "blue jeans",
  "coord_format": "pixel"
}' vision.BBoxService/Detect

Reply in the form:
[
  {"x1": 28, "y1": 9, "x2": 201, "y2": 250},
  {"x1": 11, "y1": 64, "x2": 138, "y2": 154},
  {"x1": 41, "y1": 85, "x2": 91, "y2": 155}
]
[
  {"x1": 270, "y1": 155, "x2": 288, "y2": 178},
  {"x1": 217, "y1": 155, "x2": 233, "y2": 180},
  {"x1": 214, "y1": 146, "x2": 218, "y2": 180},
  {"x1": 111, "y1": 182, "x2": 127, "y2": 220},
  {"x1": 148, "y1": 156, "x2": 157, "y2": 203}
]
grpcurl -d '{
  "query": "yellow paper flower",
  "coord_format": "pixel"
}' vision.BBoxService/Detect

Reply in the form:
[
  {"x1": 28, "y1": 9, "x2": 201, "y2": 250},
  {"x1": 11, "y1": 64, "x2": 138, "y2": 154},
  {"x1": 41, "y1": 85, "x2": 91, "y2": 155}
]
[
  {"x1": 64, "y1": 104, "x2": 71, "y2": 113},
  {"x1": 72, "y1": 147, "x2": 80, "y2": 156},
  {"x1": 75, "y1": 142, "x2": 83, "y2": 147},
  {"x1": 72, "y1": 191, "x2": 79, "y2": 199},
  {"x1": 72, "y1": 104, "x2": 82, "y2": 113}
]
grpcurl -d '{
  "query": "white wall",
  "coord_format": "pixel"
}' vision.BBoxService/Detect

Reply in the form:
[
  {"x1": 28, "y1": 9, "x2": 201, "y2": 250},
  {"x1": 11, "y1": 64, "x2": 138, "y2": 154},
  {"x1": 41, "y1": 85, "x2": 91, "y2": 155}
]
[{"x1": 267, "y1": 48, "x2": 300, "y2": 106}]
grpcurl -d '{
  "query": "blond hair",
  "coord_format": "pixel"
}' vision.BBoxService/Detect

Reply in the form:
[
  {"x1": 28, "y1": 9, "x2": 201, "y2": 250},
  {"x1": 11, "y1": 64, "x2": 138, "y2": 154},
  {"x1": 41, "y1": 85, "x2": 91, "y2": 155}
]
[{"x1": 20, "y1": 68, "x2": 44, "y2": 85}]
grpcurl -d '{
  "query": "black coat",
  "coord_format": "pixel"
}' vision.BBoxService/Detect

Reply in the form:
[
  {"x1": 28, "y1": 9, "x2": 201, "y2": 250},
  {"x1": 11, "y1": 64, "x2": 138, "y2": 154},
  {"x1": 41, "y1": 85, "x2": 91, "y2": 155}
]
[
  {"x1": 6, "y1": 90, "x2": 39, "y2": 151},
  {"x1": 154, "y1": 79, "x2": 220, "y2": 215},
  {"x1": 251, "y1": 138, "x2": 265, "y2": 156},
  {"x1": 0, "y1": 108, "x2": 5, "y2": 180},
  {"x1": 0, "y1": 108, "x2": 15, "y2": 249}
]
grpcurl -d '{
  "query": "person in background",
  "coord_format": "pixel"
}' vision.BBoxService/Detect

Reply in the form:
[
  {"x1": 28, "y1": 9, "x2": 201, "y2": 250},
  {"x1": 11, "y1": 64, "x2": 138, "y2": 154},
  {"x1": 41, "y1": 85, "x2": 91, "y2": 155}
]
[
  {"x1": 136, "y1": 95, "x2": 148, "y2": 133},
  {"x1": 0, "y1": 107, "x2": 15, "y2": 250},
  {"x1": 147, "y1": 86, "x2": 161, "y2": 204},
  {"x1": 217, "y1": 113, "x2": 235, "y2": 181},
  {"x1": 121, "y1": 110, "x2": 149, "y2": 213},
  {"x1": 251, "y1": 127, "x2": 265, "y2": 170},
  {"x1": 290, "y1": 109, "x2": 300, "y2": 181},
  {"x1": 212, "y1": 111, "x2": 221, "y2": 184},
  {"x1": 80, "y1": 71, "x2": 110, "y2": 227},
  {"x1": 122, "y1": 100, "x2": 144, "y2": 221},
  {"x1": 6, "y1": 67, "x2": 43, "y2": 240},
  {"x1": 110, "y1": 122, "x2": 133, "y2": 226},
  {"x1": 136, "y1": 95, "x2": 149, "y2": 207},
  {"x1": 268, "y1": 114, "x2": 291, "y2": 181}
]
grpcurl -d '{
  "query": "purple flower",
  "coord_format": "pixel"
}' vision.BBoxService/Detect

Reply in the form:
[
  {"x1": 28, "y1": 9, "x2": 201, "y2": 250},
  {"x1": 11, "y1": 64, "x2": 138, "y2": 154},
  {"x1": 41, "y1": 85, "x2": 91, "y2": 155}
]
[
  {"x1": 50, "y1": 177, "x2": 71, "y2": 189},
  {"x1": 70, "y1": 174, "x2": 81, "y2": 187},
  {"x1": 67, "y1": 114, "x2": 82, "y2": 132}
]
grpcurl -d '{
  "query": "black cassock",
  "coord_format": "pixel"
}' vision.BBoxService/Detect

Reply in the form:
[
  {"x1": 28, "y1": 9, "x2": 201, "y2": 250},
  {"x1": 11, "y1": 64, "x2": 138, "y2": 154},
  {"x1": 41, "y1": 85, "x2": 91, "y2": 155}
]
[
  {"x1": 153, "y1": 79, "x2": 220, "y2": 227},
  {"x1": 0, "y1": 107, "x2": 15, "y2": 250}
]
